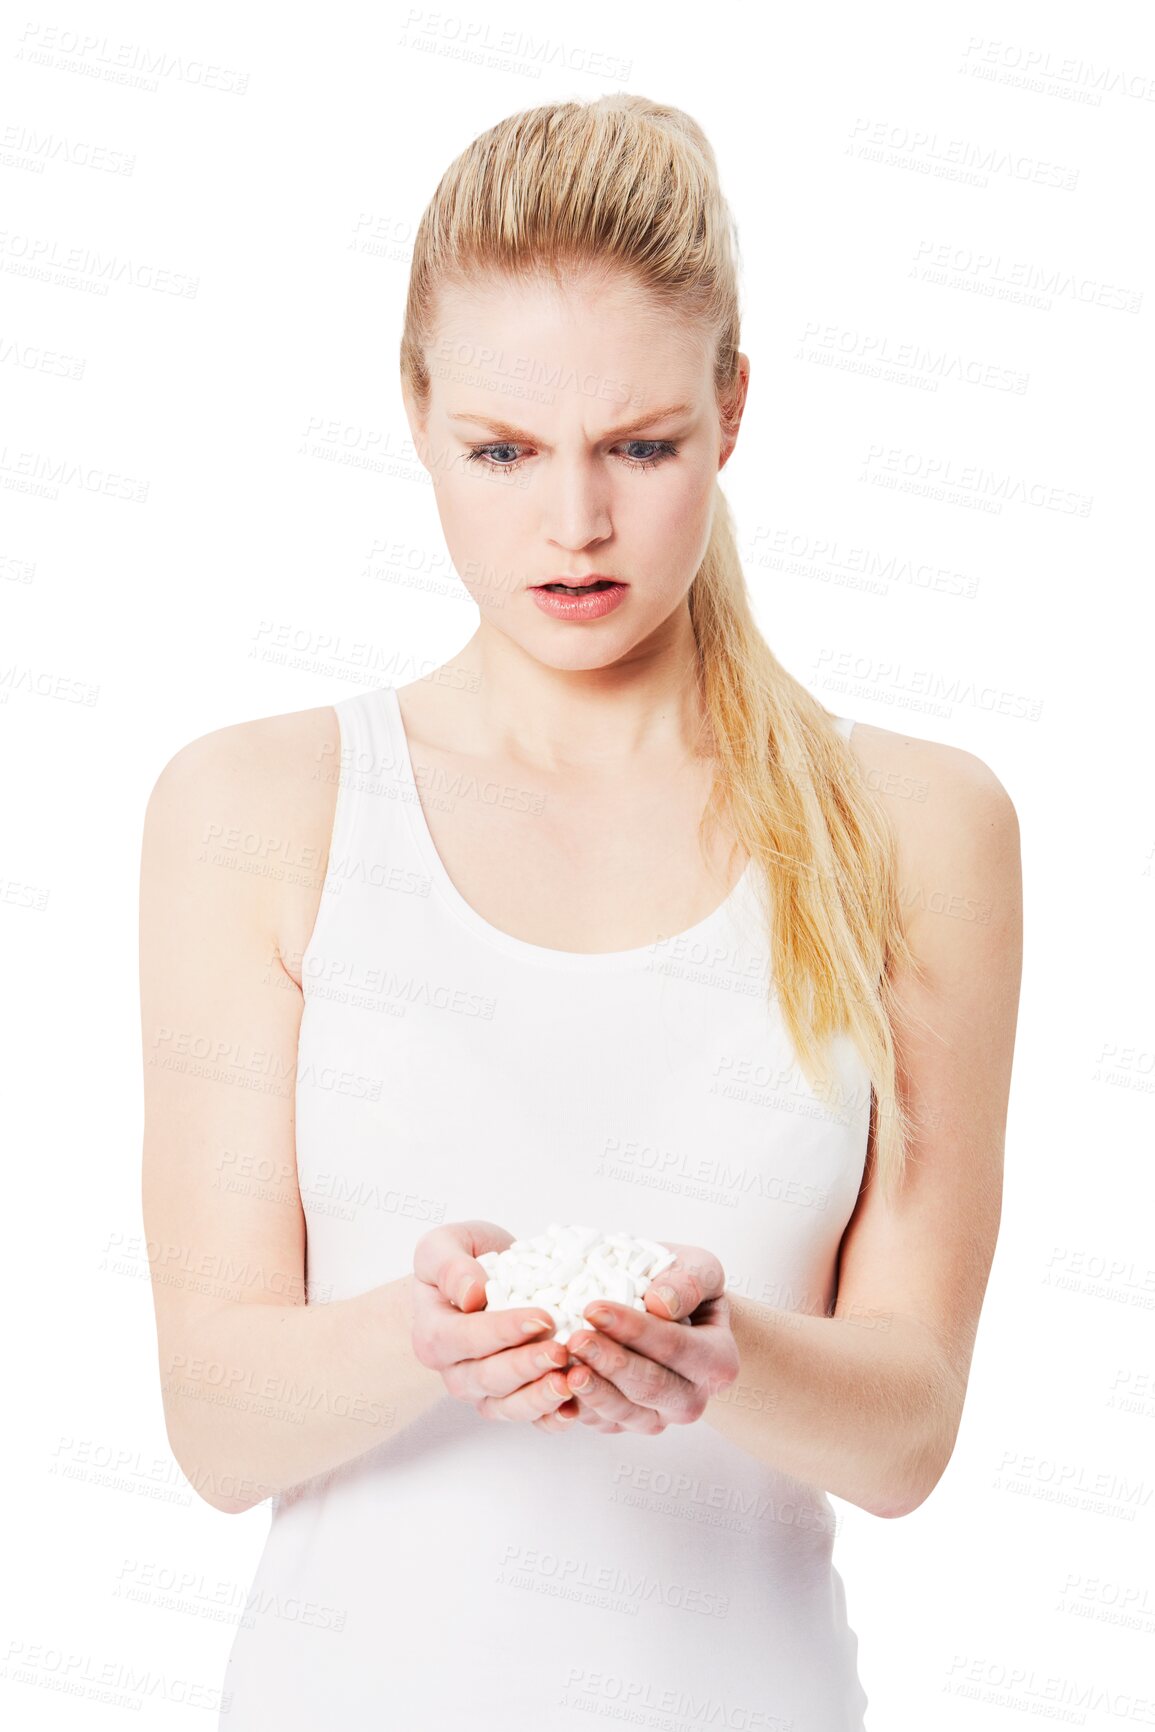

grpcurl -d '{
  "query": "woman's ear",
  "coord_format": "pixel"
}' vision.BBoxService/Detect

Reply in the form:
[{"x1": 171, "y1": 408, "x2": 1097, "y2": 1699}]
[{"x1": 718, "y1": 352, "x2": 750, "y2": 470}]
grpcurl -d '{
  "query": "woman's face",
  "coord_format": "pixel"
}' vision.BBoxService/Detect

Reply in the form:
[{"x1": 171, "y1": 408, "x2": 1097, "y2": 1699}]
[{"x1": 404, "y1": 268, "x2": 748, "y2": 671}]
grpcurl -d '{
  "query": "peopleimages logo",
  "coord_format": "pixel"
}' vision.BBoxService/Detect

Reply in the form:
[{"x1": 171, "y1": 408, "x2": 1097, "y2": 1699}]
[
  {"x1": 847, "y1": 117, "x2": 1080, "y2": 190},
  {"x1": 859, "y1": 444, "x2": 1093, "y2": 515},
  {"x1": 958, "y1": 36, "x2": 1155, "y2": 103},
  {"x1": 912, "y1": 239, "x2": 1143, "y2": 313}
]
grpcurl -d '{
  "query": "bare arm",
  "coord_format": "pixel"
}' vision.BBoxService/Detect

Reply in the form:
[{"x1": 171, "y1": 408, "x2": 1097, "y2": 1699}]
[
  {"x1": 163, "y1": 1279, "x2": 447, "y2": 1514},
  {"x1": 702, "y1": 738, "x2": 1022, "y2": 1517},
  {"x1": 706, "y1": 1300, "x2": 958, "y2": 1516},
  {"x1": 139, "y1": 713, "x2": 446, "y2": 1515}
]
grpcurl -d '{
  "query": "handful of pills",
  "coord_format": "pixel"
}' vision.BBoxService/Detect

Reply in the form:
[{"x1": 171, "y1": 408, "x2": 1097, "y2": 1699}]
[{"x1": 477, "y1": 1222, "x2": 689, "y2": 1345}]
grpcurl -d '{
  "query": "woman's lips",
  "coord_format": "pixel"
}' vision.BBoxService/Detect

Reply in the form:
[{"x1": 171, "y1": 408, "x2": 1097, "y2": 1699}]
[{"x1": 529, "y1": 581, "x2": 628, "y2": 621}]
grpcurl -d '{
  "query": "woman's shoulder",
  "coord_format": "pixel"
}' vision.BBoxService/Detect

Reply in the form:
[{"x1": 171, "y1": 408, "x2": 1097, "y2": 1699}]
[
  {"x1": 844, "y1": 718, "x2": 1020, "y2": 937},
  {"x1": 147, "y1": 701, "x2": 341, "y2": 844},
  {"x1": 842, "y1": 717, "x2": 1013, "y2": 805},
  {"x1": 143, "y1": 701, "x2": 342, "y2": 986}
]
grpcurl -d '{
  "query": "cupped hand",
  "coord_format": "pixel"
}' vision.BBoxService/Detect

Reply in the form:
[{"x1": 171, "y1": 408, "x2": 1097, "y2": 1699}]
[
  {"x1": 410, "y1": 1221, "x2": 577, "y2": 1425},
  {"x1": 534, "y1": 1241, "x2": 740, "y2": 1436}
]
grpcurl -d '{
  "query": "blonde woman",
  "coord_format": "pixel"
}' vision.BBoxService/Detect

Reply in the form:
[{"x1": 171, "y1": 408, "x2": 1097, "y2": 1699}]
[{"x1": 141, "y1": 95, "x2": 1022, "y2": 1730}]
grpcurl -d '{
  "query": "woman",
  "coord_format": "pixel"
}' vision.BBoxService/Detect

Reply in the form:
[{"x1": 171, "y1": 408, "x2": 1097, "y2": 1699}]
[{"x1": 140, "y1": 95, "x2": 1022, "y2": 1729}]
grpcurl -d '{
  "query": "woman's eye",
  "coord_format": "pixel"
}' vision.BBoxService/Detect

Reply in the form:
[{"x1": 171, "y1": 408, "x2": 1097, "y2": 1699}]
[
  {"x1": 621, "y1": 441, "x2": 676, "y2": 466},
  {"x1": 467, "y1": 442, "x2": 521, "y2": 467},
  {"x1": 465, "y1": 440, "x2": 678, "y2": 473}
]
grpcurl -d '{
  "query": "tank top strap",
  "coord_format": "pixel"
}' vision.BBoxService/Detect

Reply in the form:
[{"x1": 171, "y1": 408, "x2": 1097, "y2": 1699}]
[
  {"x1": 325, "y1": 679, "x2": 394, "y2": 823},
  {"x1": 330, "y1": 681, "x2": 401, "y2": 781},
  {"x1": 310, "y1": 683, "x2": 428, "y2": 935}
]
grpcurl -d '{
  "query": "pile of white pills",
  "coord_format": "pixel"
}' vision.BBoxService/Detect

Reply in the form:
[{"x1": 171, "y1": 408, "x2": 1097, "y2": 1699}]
[{"x1": 477, "y1": 1222, "x2": 690, "y2": 1345}]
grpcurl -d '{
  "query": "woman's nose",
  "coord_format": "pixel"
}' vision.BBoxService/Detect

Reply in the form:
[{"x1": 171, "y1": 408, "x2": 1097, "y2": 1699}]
[{"x1": 540, "y1": 464, "x2": 613, "y2": 549}]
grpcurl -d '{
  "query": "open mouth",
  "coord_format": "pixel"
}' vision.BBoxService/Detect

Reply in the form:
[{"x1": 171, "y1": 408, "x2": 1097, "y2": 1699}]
[{"x1": 536, "y1": 580, "x2": 620, "y2": 594}]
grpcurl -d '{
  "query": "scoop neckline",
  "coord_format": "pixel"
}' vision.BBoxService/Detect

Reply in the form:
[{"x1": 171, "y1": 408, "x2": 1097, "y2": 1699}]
[{"x1": 383, "y1": 683, "x2": 755, "y2": 973}]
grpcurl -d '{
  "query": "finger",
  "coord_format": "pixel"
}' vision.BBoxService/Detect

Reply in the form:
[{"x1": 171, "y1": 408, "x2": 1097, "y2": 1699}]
[
  {"x1": 534, "y1": 1394, "x2": 583, "y2": 1433},
  {"x1": 413, "y1": 1277, "x2": 558, "y2": 1372},
  {"x1": 580, "y1": 1296, "x2": 741, "y2": 1415},
  {"x1": 564, "y1": 1386, "x2": 626, "y2": 1433},
  {"x1": 573, "y1": 1302, "x2": 705, "y2": 1389},
  {"x1": 412, "y1": 1221, "x2": 515, "y2": 1304},
  {"x1": 564, "y1": 1360, "x2": 665, "y2": 1433},
  {"x1": 431, "y1": 1301, "x2": 557, "y2": 1371},
  {"x1": 535, "y1": 1393, "x2": 622, "y2": 1434},
  {"x1": 568, "y1": 1327, "x2": 693, "y2": 1417},
  {"x1": 441, "y1": 1253, "x2": 492, "y2": 1314},
  {"x1": 452, "y1": 1334, "x2": 571, "y2": 1402},
  {"x1": 477, "y1": 1368, "x2": 576, "y2": 1425},
  {"x1": 642, "y1": 1247, "x2": 725, "y2": 1321}
]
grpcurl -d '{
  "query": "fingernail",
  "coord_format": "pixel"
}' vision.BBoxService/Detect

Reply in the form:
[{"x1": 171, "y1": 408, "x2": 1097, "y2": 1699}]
[
  {"x1": 586, "y1": 1307, "x2": 612, "y2": 1327},
  {"x1": 522, "y1": 1317, "x2": 549, "y2": 1334},
  {"x1": 570, "y1": 1370, "x2": 593, "y2": 1391},
  {"x1": 654, "y1": 1285, "x2": 680, "y2": 1317},
  {"x1": 456, "y1": 1281, "x2": 476, "y2": 1309}
]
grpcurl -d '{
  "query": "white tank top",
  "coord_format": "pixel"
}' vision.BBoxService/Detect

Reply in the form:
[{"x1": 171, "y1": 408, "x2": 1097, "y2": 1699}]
[{"x1": 219, "y1": 682, "x2": 871, "y2": 1730}]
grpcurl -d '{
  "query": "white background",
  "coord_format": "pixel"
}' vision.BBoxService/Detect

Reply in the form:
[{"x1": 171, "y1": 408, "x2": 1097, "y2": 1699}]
[{"x1": 3, "y1": 1, "x2": 1153, "y2": 1726}]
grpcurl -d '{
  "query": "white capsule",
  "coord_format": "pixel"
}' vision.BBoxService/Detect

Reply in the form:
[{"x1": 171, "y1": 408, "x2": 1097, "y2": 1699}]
[
  {"x1": 479, "y1": 1225, "x2": 696, "y2": 1332},
  {"x1": 549, "y1": 1254, "x2": 587, "y2": 1286}
]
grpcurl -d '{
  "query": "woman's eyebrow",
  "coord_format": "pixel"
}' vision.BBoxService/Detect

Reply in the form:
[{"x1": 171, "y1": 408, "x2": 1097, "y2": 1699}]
[{"x1": 447, "y1": 403, "x2": 694, "y2": 443}]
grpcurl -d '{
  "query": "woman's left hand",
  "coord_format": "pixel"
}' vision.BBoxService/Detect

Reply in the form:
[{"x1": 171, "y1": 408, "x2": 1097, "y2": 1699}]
[{"x1": 535, "y1": 1242, "x2": 740, "y2": 1435}]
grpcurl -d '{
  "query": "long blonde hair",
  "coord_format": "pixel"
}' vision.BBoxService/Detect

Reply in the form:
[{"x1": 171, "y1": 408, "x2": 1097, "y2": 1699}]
[{"x1": 400, "y1": 94, "x2": 925, "y2": 1203}]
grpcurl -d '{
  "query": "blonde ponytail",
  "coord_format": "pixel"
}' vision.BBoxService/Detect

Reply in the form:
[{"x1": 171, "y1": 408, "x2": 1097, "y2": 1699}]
[{"x1": 401, "y1": 95, "x2": 927, "y2": 1201}]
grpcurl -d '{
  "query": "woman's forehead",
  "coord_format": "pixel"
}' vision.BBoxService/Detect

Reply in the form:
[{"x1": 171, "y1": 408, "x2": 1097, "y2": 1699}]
[{"x1": 427, "y1": 277, "x2": 714, "y2": 403}]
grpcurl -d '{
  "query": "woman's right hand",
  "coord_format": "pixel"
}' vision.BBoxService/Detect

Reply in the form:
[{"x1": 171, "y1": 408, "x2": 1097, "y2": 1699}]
[{"x1": 410, "y1": 1221, "x2": 580, "y2": 1426}]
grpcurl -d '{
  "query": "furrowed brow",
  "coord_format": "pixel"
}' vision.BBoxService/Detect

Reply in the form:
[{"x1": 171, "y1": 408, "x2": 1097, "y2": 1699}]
[{"x1": 448, "y1": 402, "x2": 694, "y2": 443}]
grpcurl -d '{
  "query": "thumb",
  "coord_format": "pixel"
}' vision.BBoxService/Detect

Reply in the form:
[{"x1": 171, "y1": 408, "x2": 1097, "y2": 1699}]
[
  {"x1": 451, "y1": 1219, "x2": 518, "y2": 1309},
  {"x1": 452, "y1": 1262, "x2": 487, "y2": 1312},
  {"x1": 413, "y1": 1219, "x2": 515, "y2": 1300}
]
